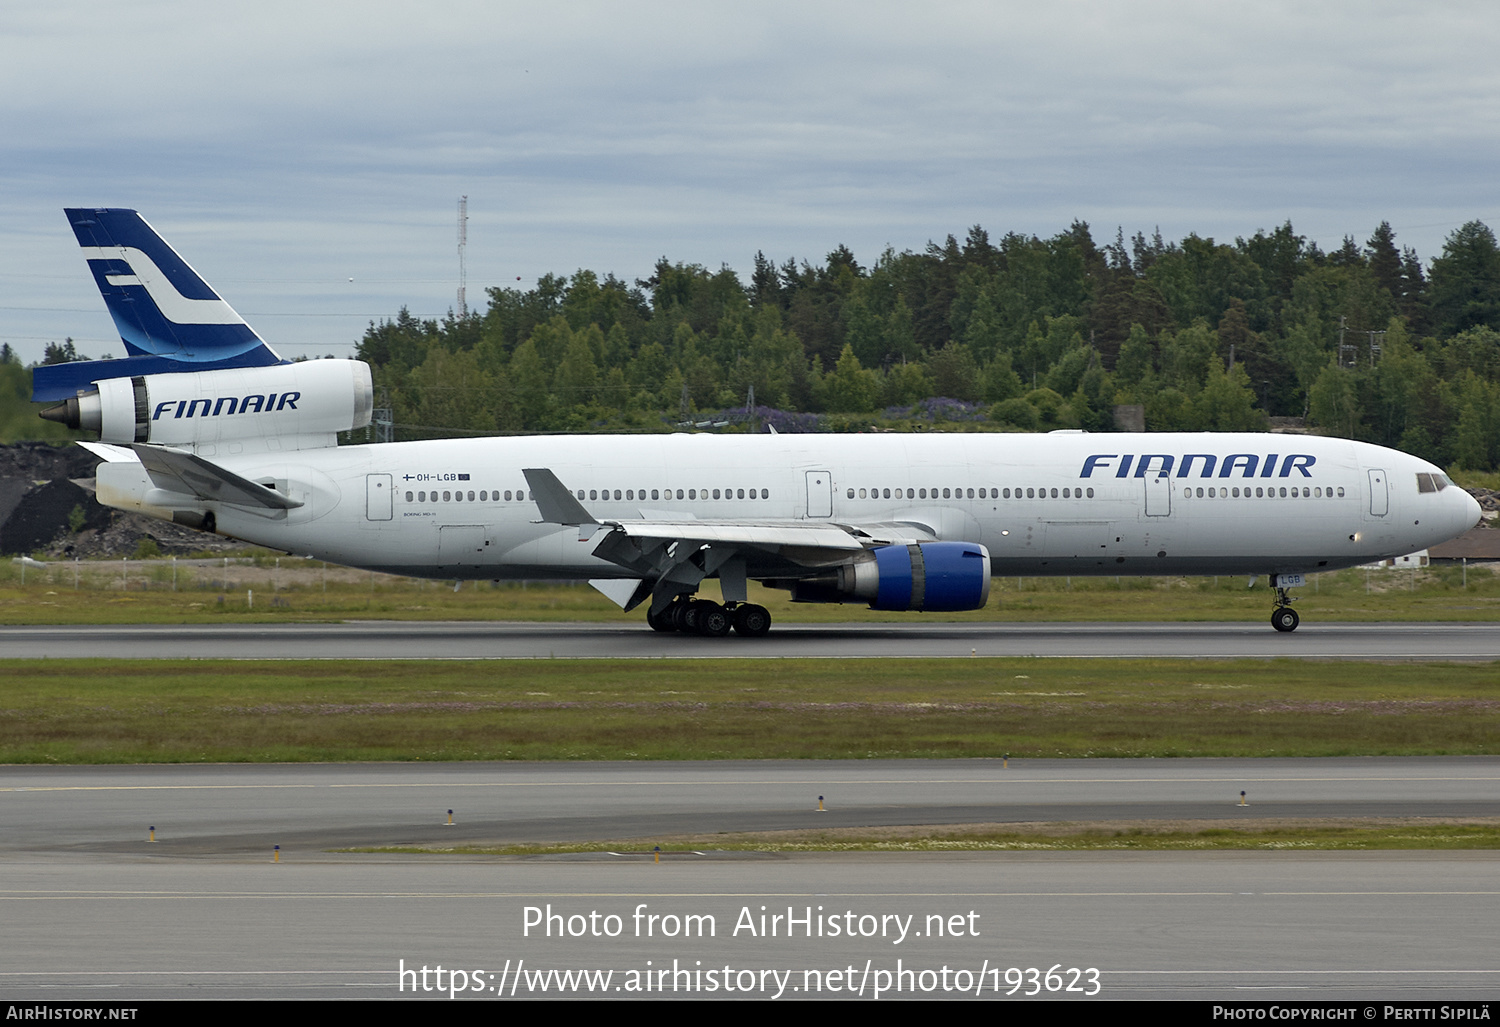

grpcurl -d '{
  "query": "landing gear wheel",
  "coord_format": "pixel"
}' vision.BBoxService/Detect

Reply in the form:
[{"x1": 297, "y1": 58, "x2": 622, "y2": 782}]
[
  {"x1": 646, "y1": 605, "x2": 677, "y2": 632},
  {"x1": 679, "y1": 599, "x2": 708, "y2": 634},
  {"x1": 733, "y1": 603, "x2": 772, "y2": 637},
  {"x1": 1271, "y1": 607, "x2": 1299, "y2": 632},
  {"x1": 697, "y1": 602, "x2": 732, "y2": 637}
]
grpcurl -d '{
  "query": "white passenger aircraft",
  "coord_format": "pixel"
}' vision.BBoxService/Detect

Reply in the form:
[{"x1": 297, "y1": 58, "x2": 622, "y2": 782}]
[{"x1": 37, "y1": 209, "x2": 1481, "y2": 636}]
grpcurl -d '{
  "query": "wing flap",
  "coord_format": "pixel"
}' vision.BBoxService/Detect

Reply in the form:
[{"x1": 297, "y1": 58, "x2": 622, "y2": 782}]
[{"x1": 607, "y1": 520, "x2": 863, "y2": 550}]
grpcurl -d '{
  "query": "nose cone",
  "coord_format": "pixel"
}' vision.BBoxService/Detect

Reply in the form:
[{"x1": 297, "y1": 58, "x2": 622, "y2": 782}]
[{"x1": 1461, "y1": 489, "x2": 1483, "y2": 531}]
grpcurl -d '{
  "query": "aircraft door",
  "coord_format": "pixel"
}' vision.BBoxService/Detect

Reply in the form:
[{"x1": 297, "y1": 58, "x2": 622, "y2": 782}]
[
  {"x1": 439, "y1": 524, "x2": 490, "y2": 571},
  {"x1": 1144, "y1": 474, "x2": 1171, "y2": 516},
  {"x1": 365, "y1": 474, "x2": 393, "y2": 521},
  {"x1": 805, "y1": 470, "x2": 833, "y2": 518},
  {"x1": 1367, "y1": 468, "x2": 1388, "y2": 517}
]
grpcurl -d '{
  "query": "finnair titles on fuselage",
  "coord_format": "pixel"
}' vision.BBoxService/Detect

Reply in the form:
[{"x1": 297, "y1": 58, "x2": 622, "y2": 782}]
[{"x1": 38, "y1": 209, "x2": 1480, "y2": 636}]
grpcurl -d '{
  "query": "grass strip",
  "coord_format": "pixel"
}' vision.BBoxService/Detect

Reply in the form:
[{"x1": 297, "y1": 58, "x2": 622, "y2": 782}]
[
  {"x1": 338, "y1": 819, "x2": 1500, "y2": 854},
  {"x1": 4, "y1": 657, "x2": 1500, "y2": 762},
  {"x1": 2, "y1": 562, "x2": 1499, "y2": 624}
]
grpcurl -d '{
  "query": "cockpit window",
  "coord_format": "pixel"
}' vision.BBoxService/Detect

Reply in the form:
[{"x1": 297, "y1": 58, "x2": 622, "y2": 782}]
[{"x1": 1417, "y1": 473, "x2": 1435, "y2": 493}]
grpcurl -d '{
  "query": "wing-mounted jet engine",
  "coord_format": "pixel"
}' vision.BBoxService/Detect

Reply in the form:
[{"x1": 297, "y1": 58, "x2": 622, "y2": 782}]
[{"x1": 781, "y1": 542, "x2": 992, "y2": 611}]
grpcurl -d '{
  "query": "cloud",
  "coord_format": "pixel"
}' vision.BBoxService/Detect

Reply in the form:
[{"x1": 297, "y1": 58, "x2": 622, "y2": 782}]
[{"x1": 3, "y1": 2, "x2": 1498, "y2": 361}]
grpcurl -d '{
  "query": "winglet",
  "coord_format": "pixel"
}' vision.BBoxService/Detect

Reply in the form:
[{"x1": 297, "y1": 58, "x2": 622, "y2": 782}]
[{"x1": 523, "y1": 468, "x2": 598, "y2": 526}]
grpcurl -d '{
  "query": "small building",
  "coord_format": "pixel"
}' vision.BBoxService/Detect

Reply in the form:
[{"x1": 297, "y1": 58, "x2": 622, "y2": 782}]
[{"x1": 1361, "y1": 550, "x2": 1429, "y2": 570}]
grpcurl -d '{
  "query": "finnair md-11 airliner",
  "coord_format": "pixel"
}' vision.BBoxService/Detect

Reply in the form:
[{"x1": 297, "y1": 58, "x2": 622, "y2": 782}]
[{"x1": 36, "y1": 209, "x2": 1481, "y2": 636}]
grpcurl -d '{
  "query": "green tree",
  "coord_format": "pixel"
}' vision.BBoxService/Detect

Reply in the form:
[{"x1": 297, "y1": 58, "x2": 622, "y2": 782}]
[
  {"x1": 926, "y1": 344, "x2": 981, "y2": 402},
  {"x1": 1428, "y1": 221, "x2": 1500, "y2": 336},
  {"x1": 991, "y1": 397, "x2": 1039, "y2": 430},
  {"x1": 980, "y1": 353, "x2": 1024, "y2": 403},
  {"x1": 553, "y1": 334, "x2": 600, "y2": 406},
  {"x1": 1194, "y1": 363, "x2": 1265, "y2": 431},
  {"x1": 822, "y1": 345, "x2": 879, "y2": 413},
  {"x1": 507, "y1": 339, "x2": 551, "y2": 427},
  {"x1": 881, "y1": 362, "x2": 934, "y2": 408},
  {"x1": 1452, "y1": 371, "x2": 1500, "y2": 470},
  {"x1": 1114, "y1": 324, "x2": 1157, "y2": 389},
  {"x1": 1308, "y1": 363, "x2": 1362, "y2": 438},
  {"x1": 1367, "y1": 222, "x2": 1403, "y2": 299}
]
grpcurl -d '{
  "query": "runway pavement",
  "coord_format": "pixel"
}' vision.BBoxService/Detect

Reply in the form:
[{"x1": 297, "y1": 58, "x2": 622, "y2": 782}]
[
  {"x1": 3, "y1": 758, "x2": 1498, "y2": 856},
  {"x1": 5, "y1": 619, "x2": 1500, "y2": 659},
  {"x1": 1, "y1": 759, "x2": 1497, "y2": 1001},
  {"x1": 3, "y1": 854, "x2": 1498, "y2": 1001}
]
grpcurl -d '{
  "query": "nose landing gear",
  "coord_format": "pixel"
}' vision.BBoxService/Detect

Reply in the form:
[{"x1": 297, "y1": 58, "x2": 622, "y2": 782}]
[{"x1": 1271, "y1": 585, "x2": 1300, "y2": 632}]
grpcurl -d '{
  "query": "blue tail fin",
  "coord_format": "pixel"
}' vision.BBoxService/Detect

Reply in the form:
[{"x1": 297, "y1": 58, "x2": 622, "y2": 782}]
[{"x1": 32, "y1": 209, "x2": 285, "y2": 401}]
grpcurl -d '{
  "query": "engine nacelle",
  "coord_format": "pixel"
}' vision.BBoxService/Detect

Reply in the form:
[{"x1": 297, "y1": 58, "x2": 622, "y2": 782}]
[
  {"x1": 41, "y1": 360, "x2": 373, "y2": 450},
  {"x1": 789, "y1": 541, "x2": 992, "y2": 611}
]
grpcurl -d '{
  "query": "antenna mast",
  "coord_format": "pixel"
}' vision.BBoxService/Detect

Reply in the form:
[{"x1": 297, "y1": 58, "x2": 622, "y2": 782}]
[{"x1": 456, "y1": 195, "x2": 468, "y2": 318}]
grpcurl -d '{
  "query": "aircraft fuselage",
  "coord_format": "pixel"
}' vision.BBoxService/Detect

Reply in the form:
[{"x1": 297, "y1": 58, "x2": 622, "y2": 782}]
[{"x1": 98, "y1": 430, "x2": 1479, "y2": 583}]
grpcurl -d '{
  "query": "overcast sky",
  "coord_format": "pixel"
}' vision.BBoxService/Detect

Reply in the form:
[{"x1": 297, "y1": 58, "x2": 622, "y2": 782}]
[{"x1": 3, "y1": 1, "x2": 1497, "y2": 364}]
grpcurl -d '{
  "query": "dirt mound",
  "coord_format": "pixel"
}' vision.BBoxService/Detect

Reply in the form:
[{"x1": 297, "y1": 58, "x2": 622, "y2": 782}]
[
  {"x1": 0, "y1": 441, "x2": 100, "y2": 482},
  {"x1": 44, "y1": 510, "x2": 242, "y2": 559}
]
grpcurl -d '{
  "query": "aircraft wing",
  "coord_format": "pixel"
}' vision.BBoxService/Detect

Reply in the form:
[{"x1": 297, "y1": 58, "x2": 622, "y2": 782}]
[
  {"x1": 525, "y1": 466, "x2": 867, "y2": 552},
  {"x1": 524, "y1": 466, "x2": 924, "y2": 611}
]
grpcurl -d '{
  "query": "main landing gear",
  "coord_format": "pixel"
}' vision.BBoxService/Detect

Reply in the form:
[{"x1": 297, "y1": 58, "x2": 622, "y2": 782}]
[
  {"x1": 1270, "y1": 587, "x2": 1300, "y2": 632},
  {"x1": 647, "y1": 596, "x2": 772, "y2": 638}
]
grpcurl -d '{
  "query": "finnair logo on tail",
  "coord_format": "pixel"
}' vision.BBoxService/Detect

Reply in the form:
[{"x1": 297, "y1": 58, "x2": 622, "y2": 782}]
[{"x1": 80, "y1": 246, "x2": 247, "y2": 327}]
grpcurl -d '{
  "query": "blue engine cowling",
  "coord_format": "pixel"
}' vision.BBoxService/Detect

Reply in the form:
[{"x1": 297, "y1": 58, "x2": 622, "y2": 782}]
[
  {"x1": 786, "y1": 541, "x2": 992, "y2": 611},
  {"x1": 869, "y1": 541, "x2": 992, "y2": 612}
]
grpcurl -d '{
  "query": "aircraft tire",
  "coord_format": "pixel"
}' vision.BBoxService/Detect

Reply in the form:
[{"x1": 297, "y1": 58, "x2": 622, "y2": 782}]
[
  {"x1": 733, "y1": 603, "x2": 772, "y2": 637},
  {"x1": 1271, "y1": 607, "x2": 1299, "y2": 632},
  {"x1": 680, "y1": 600, "x2": 707, "y2": 634},
  {"x1": 698, "y1": 602, "x2": 732, "y2": 637},
  {"x1": 647, "y1": 606, "x2": 676, "y2": 632}
]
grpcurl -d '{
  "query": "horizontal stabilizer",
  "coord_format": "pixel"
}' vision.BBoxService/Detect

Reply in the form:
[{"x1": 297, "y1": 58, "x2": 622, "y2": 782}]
[
  {"x1": 75, "y1": 440, "x2": 137, "y2": 463},
  {"x1": 130, "y1": 444, "x2": 302, "y2": 510}
]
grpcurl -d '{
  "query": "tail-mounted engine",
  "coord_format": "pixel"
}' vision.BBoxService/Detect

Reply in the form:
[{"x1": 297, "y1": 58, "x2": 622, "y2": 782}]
[
  {"x1": 40, "y1": 360, "x2": 373, "y2": 451},
  {"x1": 790, "y1": 541, "x2": 992, "y2": 611}
]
